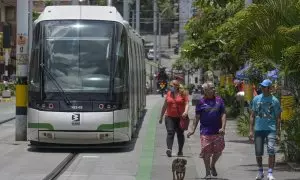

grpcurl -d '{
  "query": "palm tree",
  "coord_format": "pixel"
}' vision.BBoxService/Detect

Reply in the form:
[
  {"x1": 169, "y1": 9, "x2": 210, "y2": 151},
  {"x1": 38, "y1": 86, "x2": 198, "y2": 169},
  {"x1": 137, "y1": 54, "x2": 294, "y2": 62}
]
[{"x1": 219, "y1": 0, "x2": 300, "y2": 76}]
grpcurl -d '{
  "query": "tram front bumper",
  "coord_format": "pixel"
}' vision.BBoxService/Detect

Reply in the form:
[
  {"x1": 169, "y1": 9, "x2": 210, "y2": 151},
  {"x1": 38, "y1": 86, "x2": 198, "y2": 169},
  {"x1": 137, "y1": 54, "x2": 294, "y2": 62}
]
[{"x1": 33, "y1": 131, "x2": 128, "y2": 144}]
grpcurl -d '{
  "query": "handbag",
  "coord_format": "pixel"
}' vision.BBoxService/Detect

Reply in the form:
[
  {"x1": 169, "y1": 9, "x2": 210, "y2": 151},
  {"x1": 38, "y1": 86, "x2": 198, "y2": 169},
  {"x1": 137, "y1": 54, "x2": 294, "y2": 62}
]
[{"x1": 175, "y1": 100, "x2": 190, "y2": 131}]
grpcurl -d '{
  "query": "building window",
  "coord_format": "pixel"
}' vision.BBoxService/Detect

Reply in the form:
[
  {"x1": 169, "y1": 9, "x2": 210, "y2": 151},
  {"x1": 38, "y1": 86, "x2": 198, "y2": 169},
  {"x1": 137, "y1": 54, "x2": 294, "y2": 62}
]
[{"x1": 5, "y1": 7, "x2": 16, "y2": 21}]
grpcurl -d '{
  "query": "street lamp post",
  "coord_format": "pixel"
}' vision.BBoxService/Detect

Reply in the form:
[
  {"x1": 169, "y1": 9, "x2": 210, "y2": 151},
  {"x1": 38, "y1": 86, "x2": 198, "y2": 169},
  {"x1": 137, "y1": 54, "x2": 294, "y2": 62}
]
[
  {"x1": 158, "y1": 7, "x2": 169, "y2": 68},
  {"x1": 158, "y1": 13, "x2": 161, "y2": 68},
  {"x1": 153, "y1": 0, "x2": 158, "y2": 65},
  {"x1": 123, "y1": 0, "x2": 129, "y2": 21},
  {"x1": 136, "y1": 0, "x2": 140, "y2": 33}
]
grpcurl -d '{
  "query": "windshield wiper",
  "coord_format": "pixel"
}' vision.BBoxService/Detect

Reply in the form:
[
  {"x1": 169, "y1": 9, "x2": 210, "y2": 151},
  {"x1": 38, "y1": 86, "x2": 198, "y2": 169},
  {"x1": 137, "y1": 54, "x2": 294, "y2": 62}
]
[{"x1": 40, "y1": 63, "x2": 72, "y2": 105}]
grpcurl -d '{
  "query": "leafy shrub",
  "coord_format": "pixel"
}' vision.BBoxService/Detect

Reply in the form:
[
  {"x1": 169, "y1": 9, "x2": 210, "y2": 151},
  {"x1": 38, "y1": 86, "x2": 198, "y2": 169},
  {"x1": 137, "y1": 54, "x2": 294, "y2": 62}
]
[
  {"x1": 0, "y1": 83, "x2": 15, "y2": 96},
  {"x1": 217, "y1": 85, "x2": 240, "y2": 118},
  {"x1": 237, "y1": 111, "x2": 250, "y2": 137},
  {"x1": 282, "y1": 105, "x2": 300, "y2": 162}
]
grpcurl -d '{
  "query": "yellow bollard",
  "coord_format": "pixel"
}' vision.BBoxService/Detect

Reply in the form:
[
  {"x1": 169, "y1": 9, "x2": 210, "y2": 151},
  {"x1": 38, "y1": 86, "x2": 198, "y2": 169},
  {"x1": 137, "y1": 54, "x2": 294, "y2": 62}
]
[
  {"x1": 244, "y1": 83, "x2": 253, "y2": 101},
  {"x1": 220, "y1": 75, "x2": 226, "y2": 87},
  {"x1": 225, "y1": 74, "x2": 233, "y2": 86},
  {"x1": 281, "y1": 95, "x2": 295, "y2": 121}
]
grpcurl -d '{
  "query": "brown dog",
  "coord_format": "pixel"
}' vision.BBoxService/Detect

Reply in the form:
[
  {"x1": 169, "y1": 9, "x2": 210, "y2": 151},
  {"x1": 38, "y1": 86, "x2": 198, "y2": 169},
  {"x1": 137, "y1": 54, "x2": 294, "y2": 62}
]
[{"x1": 172, "y1": 158, "x2": 187, "y2": 180}]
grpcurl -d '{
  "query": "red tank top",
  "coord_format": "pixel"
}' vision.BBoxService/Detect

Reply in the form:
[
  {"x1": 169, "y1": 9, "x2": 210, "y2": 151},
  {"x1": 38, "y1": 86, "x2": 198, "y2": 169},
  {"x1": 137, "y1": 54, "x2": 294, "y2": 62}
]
[{"x1": 165, "y1": 91, "x2": 189, "y2": 117}]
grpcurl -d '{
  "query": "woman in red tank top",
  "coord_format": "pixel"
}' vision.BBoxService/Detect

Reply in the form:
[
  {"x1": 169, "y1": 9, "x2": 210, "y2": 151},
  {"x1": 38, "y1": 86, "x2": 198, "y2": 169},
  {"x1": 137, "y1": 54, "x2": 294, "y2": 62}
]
[{"x1": 159, "y1": 80, "x2": 189, "y2": 157}]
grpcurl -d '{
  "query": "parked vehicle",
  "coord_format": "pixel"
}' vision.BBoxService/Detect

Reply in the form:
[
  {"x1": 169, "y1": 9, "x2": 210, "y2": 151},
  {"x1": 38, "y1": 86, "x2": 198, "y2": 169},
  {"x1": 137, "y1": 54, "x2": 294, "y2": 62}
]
[{"x1": 147, "y1": 49, "x2": 160, "y2": 60}]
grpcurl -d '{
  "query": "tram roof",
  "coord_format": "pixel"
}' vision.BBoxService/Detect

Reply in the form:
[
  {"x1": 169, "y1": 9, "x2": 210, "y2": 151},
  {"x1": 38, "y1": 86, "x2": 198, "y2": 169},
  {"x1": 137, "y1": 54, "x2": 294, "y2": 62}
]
[{"x1": 35, "y1": 5, "x2": 124, "y2": 24}]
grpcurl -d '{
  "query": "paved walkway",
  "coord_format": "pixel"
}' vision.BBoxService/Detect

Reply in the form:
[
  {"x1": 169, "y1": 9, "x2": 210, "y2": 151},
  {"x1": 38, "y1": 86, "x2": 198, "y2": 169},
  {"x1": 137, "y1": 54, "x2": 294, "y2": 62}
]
[
  {"x1": 0, "y1": 97, "x2": 15, "y2": 122},
  {"x1": 150, "y1": 101, "x2": 300, "y2": 180}
]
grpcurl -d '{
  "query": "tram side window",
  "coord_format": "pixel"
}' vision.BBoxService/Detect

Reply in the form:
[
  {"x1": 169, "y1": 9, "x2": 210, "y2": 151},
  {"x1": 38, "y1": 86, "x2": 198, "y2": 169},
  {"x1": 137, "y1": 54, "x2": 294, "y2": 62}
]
[
  {"x1": 29, "y1": 23, "x2": 41, "y2": 92},
  {"x1": 114, "y1": 26, "x2": 128, "y2": 92}
]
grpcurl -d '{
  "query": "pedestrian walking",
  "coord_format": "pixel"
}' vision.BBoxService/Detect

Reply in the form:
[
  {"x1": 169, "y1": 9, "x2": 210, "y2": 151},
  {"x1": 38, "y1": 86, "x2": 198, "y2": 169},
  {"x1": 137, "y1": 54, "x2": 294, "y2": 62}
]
[
  {"x1": 187, "y1": 81, "x2": 226, "y2": 179},
  {"x1": 159, "y1": 80, "x2": 189, "y2": 157},
  {"x1": 249, "y1": 79, "x2": 281, "y2": 180}
]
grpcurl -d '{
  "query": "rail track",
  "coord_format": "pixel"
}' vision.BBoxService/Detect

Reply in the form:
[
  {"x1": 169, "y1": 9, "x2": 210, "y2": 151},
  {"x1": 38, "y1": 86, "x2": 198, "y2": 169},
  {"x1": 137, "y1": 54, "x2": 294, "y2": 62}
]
[
  {"x1": 0, "y1": 117, "x2": 15, "y2": 125},
  {"x1": 43, "y1": 153, "x2": 78, "y2": 180}
]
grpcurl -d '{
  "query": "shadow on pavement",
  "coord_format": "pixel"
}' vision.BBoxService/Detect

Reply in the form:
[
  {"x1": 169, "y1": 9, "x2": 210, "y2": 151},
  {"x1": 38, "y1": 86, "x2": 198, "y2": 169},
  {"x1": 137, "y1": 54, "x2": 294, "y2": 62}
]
[
  {"x1": 227, "y1": 139, "x2": 253, "y2": 144},
  {"x1": 240, "y1": 163, "x2": 294, "y2": 172},
  {"x1": 197, "y1": 178, "x2": 229, "y2": 180}
]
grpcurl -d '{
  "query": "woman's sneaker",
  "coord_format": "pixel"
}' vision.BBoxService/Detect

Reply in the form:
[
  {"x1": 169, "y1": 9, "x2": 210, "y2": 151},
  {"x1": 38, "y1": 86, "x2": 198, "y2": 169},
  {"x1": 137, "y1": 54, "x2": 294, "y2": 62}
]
[
  {"x1": 204, "y1": 171, "x2": 211, "y2": 179},
  {"x1": 267, "y1": 174, "x2": 275, "y2": 180},
  {"x1": 177, "y1": 151, "x2": 183, "y2": 157},
  {"x1": 211, "y1": 167, "x2": 218, "y2": 176},
  {"x1": 166, "y1": 149, "x2": 172, "y2": 157}
]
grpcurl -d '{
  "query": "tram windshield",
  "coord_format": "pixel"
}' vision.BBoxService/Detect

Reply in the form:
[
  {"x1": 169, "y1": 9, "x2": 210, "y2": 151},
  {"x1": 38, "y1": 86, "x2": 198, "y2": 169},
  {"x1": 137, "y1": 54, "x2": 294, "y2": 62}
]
[
  {"x1": 29, "y1": 20, "x2": 129, "y2": 94},
  {"x1": 45, "y1": 20, "x2": 113, "y2": 93}
]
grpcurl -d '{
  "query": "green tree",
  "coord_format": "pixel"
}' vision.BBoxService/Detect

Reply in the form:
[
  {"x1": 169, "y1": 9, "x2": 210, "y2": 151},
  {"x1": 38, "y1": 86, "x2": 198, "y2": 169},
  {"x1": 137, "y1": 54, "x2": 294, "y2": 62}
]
[
  {"x1": 33, "y1": 0, "x2": 54, "y2": 21},
  {"x1": 179, "y1": 0, "x2": 244, "y2": 73},
  {"x1": 217, "y1": 0, "x2": 300, "y2": 79}
]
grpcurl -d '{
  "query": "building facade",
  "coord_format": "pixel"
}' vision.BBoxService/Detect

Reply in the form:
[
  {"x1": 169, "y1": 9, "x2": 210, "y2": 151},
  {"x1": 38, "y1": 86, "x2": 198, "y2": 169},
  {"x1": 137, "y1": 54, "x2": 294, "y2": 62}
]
[
  {"x1": 178, "y1": 0, "x2": 195, "y2": 46},
  {"x1": 0, "y1": 1, "x2": 17, "y2": 80}
]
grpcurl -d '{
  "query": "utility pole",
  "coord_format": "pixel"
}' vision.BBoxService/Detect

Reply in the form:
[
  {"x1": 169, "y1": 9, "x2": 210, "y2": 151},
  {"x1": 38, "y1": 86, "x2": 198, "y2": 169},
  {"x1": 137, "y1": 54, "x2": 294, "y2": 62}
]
[
  {"x1": 107, "y1": 0, "x2": 112, "y2": 6},
  {"x1": 16, "y1": 0, "x2": 29, "y2": 141},
  {"x1": 135, "y1": 0, "x2": 140, "y2": 33},
  {"x1": 153, "y1": 0, "x2": 158, "y2": 93},
  {"x1": 158, "y1": 13, "x2": 161, "y2": 68},
  {"x1": 123, "y1": 0, "x2": 129, "y2": 21},
  {"x1": 153, "y1": 0, "x2": 157, "y2": 65},
  {"x1": 131, "y1": 10, "x2": 135, "y2": 29},
  {"x1": 29, "y1": 0, "x2": 33, "y2": 60}
]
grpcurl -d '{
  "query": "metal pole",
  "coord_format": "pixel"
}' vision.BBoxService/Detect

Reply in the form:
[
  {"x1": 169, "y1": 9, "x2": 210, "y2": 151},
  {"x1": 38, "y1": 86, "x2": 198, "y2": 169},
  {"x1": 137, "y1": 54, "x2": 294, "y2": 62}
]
[
  {"x1": 245, "y1": 0, "x2": 252, "y2": 7},
  {"x1": 123, "y1": 0, "x2": 129, "y2": 21},
  {"x1": 29, "y1": 0, "x2": 33, "y2": 60},
  {"x1": 158, "y1": 13, "x2": 161, "y2": 68},
  {"x1": 107, "y1": 0, "x2": 112, "y2": 6},
  {"x1": 4, "y1": 49, "x2": 9, "y2": 78},
  {"x1": 135, "y1": 0, "x2": 140, "y2": 33},
  {"x1": 153, "y1": 0, "x2": 157, "y2": 66},
  {"x1": 131, "y1": 10, "x2": 135, "y2": 29},
  {"x1": 16, "y1": 0, "x2": 29, "y2": 141},
  {"x1": 150, "y1": 66, "x2": 153, "y2": 93}
]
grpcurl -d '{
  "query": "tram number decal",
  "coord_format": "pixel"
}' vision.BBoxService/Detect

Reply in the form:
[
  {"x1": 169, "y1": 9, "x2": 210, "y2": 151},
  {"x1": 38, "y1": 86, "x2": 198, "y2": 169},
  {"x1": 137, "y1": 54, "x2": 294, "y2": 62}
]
[
  {"x1": 71, "y1": 105, "x2": 83, "y2": 110},
  {"x1": 72, "y1": 113, "x2": 80, "y2": 126}
]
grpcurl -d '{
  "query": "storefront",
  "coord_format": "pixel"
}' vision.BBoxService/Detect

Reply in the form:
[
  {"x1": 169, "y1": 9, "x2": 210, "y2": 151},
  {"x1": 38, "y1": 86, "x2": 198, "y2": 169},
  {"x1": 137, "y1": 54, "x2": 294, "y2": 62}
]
[{"x1": 0, "y1": 1, "x2": 17, "y2": 80}]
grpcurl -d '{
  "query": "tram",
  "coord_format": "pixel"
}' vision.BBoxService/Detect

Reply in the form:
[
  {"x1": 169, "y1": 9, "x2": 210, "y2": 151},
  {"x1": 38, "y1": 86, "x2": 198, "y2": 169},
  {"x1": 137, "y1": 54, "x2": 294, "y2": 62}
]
[{"x1": 27, "y1": 5, "x2": 146, "y2": 145}]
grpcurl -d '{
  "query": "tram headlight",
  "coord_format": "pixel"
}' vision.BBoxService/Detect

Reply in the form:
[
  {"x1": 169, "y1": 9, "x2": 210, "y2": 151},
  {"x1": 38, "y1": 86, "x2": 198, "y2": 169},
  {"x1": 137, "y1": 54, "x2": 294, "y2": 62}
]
[{"x1": 48, "y1": 103, "x2": 54, "y2": 109}]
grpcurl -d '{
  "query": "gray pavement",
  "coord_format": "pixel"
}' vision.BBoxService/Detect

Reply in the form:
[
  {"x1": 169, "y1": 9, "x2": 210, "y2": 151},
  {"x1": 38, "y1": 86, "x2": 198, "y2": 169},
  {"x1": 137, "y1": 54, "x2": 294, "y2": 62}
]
[
  {"x1": 151, "y1": 101, "x2": 300, "y2": 180},
  {"x1": 0, "y1": 98, "x2": 71, "y2": 180},
  {"x1": 0, "y1": 97, "x2": 15, "y2": 122},
  {"x1": 58, "y1": 95, "x2": 164, "y2": 180},
  {"x1": 0, "y1": 96, "x2": 298, "y2": 179}
]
